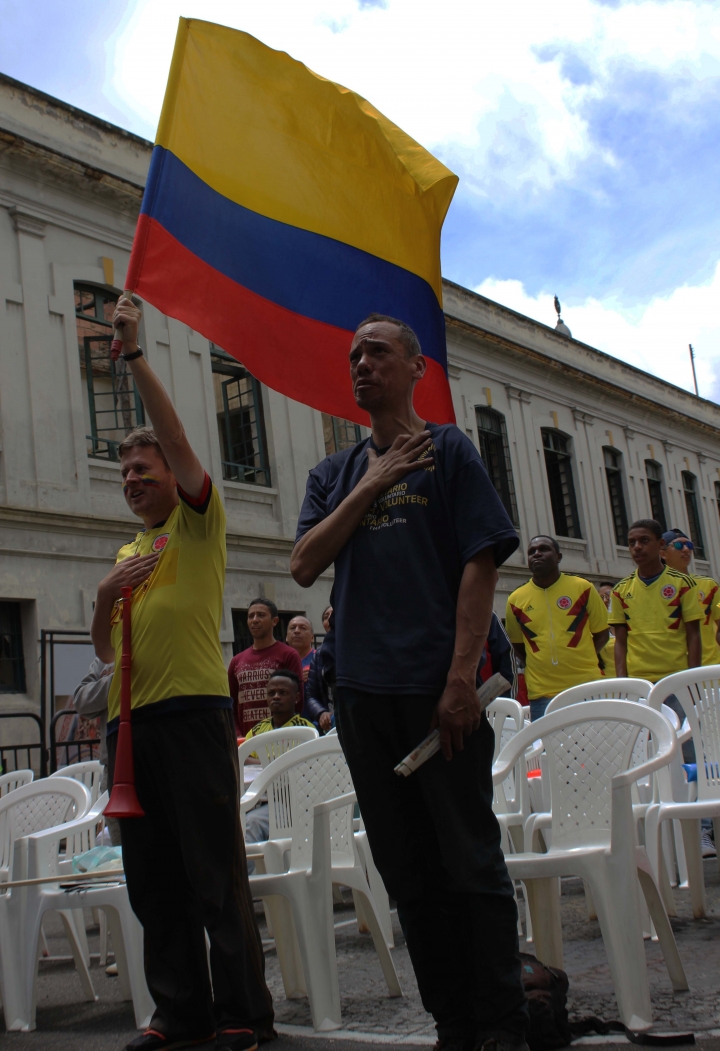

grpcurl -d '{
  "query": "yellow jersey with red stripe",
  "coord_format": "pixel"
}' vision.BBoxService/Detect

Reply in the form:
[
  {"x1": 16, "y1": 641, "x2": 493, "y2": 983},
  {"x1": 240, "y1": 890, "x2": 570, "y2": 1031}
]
[
  {"x1": 608, "y1": 567, "x2": 701, "y2": 682},
  {"x1": 505, "y1": 574, "x2": 608, "y2": 700},
  {"x1": 692, "y1": 575, "x2": 720, "y2": 666},
  {"x1": 107, "y1": 476, "x2": 230, "y2": 723}
]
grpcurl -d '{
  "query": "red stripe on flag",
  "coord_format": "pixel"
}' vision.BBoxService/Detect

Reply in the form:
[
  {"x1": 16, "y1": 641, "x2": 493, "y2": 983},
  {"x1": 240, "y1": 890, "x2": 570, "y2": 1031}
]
[{"x1": 129, "y1": 216, "x2": 455, "y2": 427}]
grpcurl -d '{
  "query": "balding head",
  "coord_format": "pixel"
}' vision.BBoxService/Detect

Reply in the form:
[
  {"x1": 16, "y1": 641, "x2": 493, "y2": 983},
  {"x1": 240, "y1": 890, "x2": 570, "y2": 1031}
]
[{"x1": 286, "y1": 615, "x2": 314, "y2": 658}]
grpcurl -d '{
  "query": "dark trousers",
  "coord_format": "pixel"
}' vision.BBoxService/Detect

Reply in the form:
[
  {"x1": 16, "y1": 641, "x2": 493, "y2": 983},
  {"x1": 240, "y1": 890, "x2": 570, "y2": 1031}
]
[
  {"x1": 108, "y1": 708, "x2": 274, "y2": 1039},
  {"x1": 335, "y1": 687, "x2": 528, "y2": 1043}
]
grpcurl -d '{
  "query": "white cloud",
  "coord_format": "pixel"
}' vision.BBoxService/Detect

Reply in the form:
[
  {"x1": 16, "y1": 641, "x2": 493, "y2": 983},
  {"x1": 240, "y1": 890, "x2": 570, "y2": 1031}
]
[
  {"x1": 104, "y1": 0, "x2": 720, "y2": 196},
  {"x1": 476, "y1": 261, "x2": 720, "y2": 401}
]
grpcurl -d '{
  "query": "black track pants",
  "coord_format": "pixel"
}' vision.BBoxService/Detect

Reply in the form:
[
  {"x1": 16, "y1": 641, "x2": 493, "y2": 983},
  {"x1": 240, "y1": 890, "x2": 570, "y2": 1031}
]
[
  {"x1": 335, "y1": 687, "x2": 528, "y2": 1044},
  {"x1": 108, "y1": 707, "x2": 274, "y2": 1039}
]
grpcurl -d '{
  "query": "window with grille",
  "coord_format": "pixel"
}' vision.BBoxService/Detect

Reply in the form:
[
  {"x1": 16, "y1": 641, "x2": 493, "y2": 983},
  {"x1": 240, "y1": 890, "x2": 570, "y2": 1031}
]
[
  {"x1": 211, "y1": 347, "x2": 270, "y2": 486},
  {"x1": 603, "y1": 447, "x2": 629, "y2": 545},
  {"x1": 541, "y1": 429, "x2": 582, "y2": 538},
  {"x1": 322, "y1": 413, "x2": 362, "y2": 456},
  {"x1": 682, "y1": 471, "x2": 705, "y2": 559},
  {"x1": 75, "y1": 284, "x2": 144, "y2": 461},
  {"x1": 0, "y1": 602, "x2": 26, "y2": 694},
  {"x1": 475, "y1": 407, "x2": 519, "y2": 525},
  {"x1": 645, "y1": 461, "x2": 667, "y2": 532}
]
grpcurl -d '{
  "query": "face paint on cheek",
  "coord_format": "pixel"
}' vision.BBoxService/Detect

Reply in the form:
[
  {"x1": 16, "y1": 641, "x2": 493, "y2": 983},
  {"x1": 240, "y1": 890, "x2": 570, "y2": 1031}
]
[{"x1": 122, "y1": 475, "x2": 162, "y2": 495}]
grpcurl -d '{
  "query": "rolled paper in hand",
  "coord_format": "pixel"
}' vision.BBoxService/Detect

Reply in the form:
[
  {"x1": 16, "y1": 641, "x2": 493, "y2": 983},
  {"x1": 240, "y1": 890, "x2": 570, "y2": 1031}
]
[
  {"x1": 111, "y1": 288, "x2": 136, "y2": 360},
  {"x1": 394, "y1": 672, "x2": 512, "y2": 777}
]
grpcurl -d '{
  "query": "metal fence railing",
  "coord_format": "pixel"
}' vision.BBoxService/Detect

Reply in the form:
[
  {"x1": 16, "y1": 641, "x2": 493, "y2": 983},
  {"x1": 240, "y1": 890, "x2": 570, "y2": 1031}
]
[{"x1": 0, "y1": 712, "x2": 47, "y2": 778}]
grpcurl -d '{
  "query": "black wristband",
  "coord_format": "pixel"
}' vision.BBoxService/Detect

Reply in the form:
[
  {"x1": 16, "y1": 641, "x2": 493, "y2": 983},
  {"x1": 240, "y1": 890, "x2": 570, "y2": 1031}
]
[{"x1": 121, "y1": 346, "x2": 144, "y2": 361}]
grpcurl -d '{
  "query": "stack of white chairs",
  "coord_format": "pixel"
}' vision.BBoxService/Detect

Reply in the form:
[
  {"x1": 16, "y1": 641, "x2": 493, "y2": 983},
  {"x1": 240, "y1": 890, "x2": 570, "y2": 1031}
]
[
  {"x1": 14, "y1": 790, "x2": 153, "y2": 1032},
  {"x1": 487, "y1": 698, "x2": 526, "y2": 852},
  {"x1": 0, "y1": 770, "x2": 34, "y2": 797},
  {"x1": 55, "y1": 760, "x2": 104, "y2": 806},
  {"x1": 646, "y1": 666, "x2": 720, "y2": 918},
  {"x1": 493, "y1": 701, "x2": 688, "y2": 1033},
  {"x1": 241, "y1": 734, "x2": 401, "y2": 1031},
  {"x1": 0, "y1": 777, "x2": 91, "y2": 1029}
]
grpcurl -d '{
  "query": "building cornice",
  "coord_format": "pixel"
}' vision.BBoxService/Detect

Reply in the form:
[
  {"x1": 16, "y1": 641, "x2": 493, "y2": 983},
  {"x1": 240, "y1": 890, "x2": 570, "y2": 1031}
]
[{"x1": 445, "y1": 312, "x2": 720, "y2": 443}]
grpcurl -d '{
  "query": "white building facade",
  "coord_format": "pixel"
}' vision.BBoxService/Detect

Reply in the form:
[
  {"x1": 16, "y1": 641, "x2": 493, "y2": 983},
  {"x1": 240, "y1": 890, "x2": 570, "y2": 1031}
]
[{"x1": 2, "y1": 74, "x2": 720, "y2": 744}]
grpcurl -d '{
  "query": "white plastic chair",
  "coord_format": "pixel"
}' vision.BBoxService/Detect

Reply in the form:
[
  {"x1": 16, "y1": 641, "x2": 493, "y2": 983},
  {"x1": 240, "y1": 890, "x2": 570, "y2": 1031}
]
[
  {"x1": 15, "y1": 792, "x2": 153, "y2": 1032},
  {"x1": 238, "y1": 725, "x2": 318, "y2": 799},
  {"x1": 494, "y1": 701, "x2": 688, "y2": 1033},
  {"x1": 646, "y1": 666, "x2": 720, "y2": 918},
  {"x1": 55, "y1": 760, "x2": 104, "y2": 805},
  {"x1": 540, "y1": 682, "x2": 681, "y2": 922},
  {"x1": 241, "y1": 735, "x2": 401, "y2": 1031},
  {"x1": 0, "y1": 770, "x2": 34, "y2": 797},
  {"x1": 0, "y1": 777, "x2": 92, "y2": 1030}
]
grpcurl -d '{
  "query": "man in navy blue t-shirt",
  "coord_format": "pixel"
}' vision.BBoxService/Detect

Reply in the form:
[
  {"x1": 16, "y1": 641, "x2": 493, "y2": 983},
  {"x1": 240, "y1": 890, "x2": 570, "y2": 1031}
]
[{"x1": 292, "y1": 314, "x2": 528, "y2": 1051}]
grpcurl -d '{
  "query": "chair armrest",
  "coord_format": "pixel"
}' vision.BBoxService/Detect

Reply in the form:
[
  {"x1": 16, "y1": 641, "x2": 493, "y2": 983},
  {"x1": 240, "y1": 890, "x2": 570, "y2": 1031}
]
[
  {"x1": 677, "y1": 723, "x2": 693, "y2": 746},
  {"x1": 310, "y1": 792, "x2": 357, "y2": 879},
  {"x1": 313, "y1": 791, "x2": 356, "y2": 817},
  {"x1": 24, "y1": 809, "x2": 104, "y2": 880}
]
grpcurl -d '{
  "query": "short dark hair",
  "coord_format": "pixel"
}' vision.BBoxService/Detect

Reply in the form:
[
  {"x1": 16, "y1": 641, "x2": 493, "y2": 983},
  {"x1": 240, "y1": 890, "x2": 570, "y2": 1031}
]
[
  {"x1": 248, "y1": 597, "x2": 278, "y2": 618},
  {"x1": 118, "y1": 426, "x2": 170, "y2": 468},
  {"x1": 529, "y1": 534, "x2": 560, "y2": 554},
  {"x1": 355, "y1": 313, "x2": 421, "y2": 357},
  {"x1": 599, "y1": 582, "x2": 615, "y2": 589},
  {"x1": 628, "y1": 519, "x2": 663, "y2": 540},
  {"x1": 268, "y1": 669, "x2": 300, "y2": 692}
]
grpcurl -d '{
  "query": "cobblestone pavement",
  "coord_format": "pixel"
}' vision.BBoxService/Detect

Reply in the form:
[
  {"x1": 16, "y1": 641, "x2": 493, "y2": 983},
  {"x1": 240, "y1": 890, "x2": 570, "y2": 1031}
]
[{"x1": 1, "y1": 860, "x2": 718, "y2": 1050}]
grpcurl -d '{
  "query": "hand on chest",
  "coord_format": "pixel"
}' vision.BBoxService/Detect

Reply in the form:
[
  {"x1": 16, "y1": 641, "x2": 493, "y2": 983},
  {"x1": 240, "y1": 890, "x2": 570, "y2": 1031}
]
[{"x1": 360, "y1": 473, "x2": 433, "y2": 533}]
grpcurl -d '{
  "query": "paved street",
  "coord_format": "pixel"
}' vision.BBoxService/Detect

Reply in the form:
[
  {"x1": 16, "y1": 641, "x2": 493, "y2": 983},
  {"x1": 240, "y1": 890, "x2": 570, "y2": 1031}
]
[{"x1": 1, "y1": 861, "x2": 718, "y2": 1051}]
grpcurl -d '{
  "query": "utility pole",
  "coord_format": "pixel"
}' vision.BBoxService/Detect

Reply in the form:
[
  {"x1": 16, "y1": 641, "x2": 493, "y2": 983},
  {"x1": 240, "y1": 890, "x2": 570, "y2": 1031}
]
[{"x1": 689, "y1": 344, "x2": 699, "y2": 397}]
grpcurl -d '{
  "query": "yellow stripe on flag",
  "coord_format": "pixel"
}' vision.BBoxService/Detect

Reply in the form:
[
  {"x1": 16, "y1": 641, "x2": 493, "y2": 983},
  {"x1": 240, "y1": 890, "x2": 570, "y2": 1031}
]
[{"x1": 156, "y1": 19, "x2": 457, "y2": 303}]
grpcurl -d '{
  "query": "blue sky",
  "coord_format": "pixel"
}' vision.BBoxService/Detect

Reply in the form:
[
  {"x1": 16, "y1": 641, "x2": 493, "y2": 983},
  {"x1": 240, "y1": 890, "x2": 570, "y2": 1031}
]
[{"x1": 2, "y1": 0, "x2": 720, "y2": 397}]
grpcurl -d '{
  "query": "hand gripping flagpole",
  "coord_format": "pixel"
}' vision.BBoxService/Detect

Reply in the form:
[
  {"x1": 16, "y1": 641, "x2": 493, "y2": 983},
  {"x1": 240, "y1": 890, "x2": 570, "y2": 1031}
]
[
  {"x1": 111, "y1": 290, "x2": 136, "y2": 361},
  {"x1": 105, "y1": 586, "x2": 144, "y2": 818}
]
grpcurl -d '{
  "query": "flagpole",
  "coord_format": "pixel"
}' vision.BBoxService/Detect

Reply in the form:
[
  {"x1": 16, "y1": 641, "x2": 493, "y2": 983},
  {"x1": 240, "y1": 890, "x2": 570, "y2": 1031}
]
[{"x1": 688, "y1": 344, "x2": 699, "y2": 397}]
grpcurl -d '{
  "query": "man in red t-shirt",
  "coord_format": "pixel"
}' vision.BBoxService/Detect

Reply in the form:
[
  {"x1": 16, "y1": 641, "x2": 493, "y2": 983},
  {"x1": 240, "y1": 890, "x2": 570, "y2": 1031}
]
[{"x1": 229, "y1": 598, "x2": 303, "y2": 736}]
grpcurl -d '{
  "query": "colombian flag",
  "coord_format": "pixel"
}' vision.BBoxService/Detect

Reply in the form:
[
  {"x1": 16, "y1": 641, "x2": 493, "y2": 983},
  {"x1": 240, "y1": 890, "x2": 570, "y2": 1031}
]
[{"x1": 127, "y1": 19, "x2": 458, "y2": 426}]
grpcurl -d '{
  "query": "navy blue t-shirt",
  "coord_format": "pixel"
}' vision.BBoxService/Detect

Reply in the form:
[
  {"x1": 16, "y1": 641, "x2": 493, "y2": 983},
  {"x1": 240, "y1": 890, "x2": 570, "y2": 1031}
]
[{"x1": 295, "y1": 423, "x2": 519, "y2": 695}]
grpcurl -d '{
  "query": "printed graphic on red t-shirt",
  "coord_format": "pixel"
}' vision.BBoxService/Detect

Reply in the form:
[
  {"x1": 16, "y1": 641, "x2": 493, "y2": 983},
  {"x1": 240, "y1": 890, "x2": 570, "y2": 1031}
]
[{"x1": 228, "y1": 641, "x2": 304, "y2": 737}]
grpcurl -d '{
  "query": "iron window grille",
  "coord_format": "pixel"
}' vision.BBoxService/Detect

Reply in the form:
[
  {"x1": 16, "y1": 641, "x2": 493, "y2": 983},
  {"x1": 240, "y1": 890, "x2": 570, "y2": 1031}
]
[
  {"x1": 322, "y1": 413, "x2": 362, "y2": 456},
  {"x1": 603, "y1": 447, "x2": 629, "y2": 546},
  {"x1": 475, "y1": 407, "x2": 519, "y2": 525},
  {"x1": 211, "y1": 347, "x2": 270, "y2": 486},
  {"x1": 541, "y1": 429, "x2": 582, "y2": 538},
  {"x1": 682, "y1": 471, "x2": 706, "y2": 560},
  {"x1": 645, "y1": 461, "x2": 667, "y2": 532},
  {"x1": 75, "y1": 284, "x2": 145, "y2": 460},
  {"x1": 0, "y1": 602, "x2": 26, "y2": 694}
]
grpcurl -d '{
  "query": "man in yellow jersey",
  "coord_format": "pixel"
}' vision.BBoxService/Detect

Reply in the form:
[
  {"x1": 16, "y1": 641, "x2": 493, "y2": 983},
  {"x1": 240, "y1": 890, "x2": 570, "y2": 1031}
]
[
  {"x1": 661, "y1": 528, "x2": 720, "y2": 665},
  {"x1": 91, "y1": 298, "x2": 272, "y2": 1051},
  {"x1": 506, "y1": 536, "x2": 609, "y2": 720},
  {"x1": 609, "y1": 519, "x2": 701, "y2": 686}
]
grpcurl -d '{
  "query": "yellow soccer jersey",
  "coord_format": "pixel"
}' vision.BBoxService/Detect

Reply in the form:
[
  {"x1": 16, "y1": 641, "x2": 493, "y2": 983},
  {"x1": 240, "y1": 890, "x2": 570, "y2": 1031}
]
[
  {"x1": 107, "y1": 476, "x2": 230, "y2": 723},
  {"x1": 608, "y1": 567, "x2": 701, "y2": 682},
  {"x1": 505, "y1": 574, "x2": 608, "y2": 700},
  {"x1": 693, "y1": 575, "x2": 720, "y2": 666}
]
